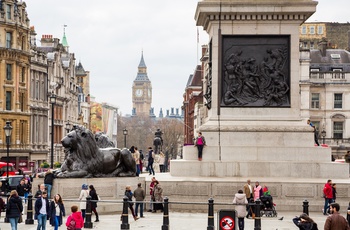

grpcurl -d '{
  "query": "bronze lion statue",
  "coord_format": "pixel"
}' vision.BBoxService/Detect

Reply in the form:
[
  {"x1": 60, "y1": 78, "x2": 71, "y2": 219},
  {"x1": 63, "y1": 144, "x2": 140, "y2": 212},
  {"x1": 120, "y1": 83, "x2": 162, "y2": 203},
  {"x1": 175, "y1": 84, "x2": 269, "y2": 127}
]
[{"x1": 56, "y1": 126, "x2": 136, "y2": 178}]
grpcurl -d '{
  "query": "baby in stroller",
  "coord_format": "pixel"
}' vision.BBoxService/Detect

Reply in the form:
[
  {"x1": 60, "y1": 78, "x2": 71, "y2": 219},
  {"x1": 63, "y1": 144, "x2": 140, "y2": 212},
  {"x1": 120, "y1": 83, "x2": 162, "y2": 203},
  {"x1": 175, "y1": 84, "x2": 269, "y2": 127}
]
[{"x1": 260, "y1": 186, "x2": 277, "y2": 217}]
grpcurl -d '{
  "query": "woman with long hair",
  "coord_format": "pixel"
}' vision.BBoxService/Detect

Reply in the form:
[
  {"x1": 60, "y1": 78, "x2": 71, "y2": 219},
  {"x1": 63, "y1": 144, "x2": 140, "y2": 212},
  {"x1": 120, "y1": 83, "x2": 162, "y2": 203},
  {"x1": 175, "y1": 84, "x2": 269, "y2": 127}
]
[
  {"x1": 6, "y1": 190, "x2": 23, "y2": 230},
  {"x1": 49, "y1": 194, "x2": 66, "y2": 230},
  {"x1": 89, "y1": 185, "x2": 99, "y2": 222},
  {"x1": 292, "y1": 213, "x2": 318, "y2": 230}
]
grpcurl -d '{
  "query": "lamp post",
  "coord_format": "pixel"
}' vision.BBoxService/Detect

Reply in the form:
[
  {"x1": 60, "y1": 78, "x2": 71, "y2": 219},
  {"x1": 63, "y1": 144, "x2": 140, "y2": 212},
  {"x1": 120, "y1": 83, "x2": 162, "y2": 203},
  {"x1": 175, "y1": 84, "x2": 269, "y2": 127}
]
[
  {"x1": 123, "y1": 128, "x2": 128, "y2": 147},
  {"x1": 321, "y1": 129, "x2": 326, "y2": 145},
  {"x1": 50, "y1": 94, "x2": 56, "y2": 169},
  {"x1": 3, "y1": 121, "x2": 12, "y2": 180},
  {"x1": 65, "y1": 121, "x2": 71, "y2": 134}
]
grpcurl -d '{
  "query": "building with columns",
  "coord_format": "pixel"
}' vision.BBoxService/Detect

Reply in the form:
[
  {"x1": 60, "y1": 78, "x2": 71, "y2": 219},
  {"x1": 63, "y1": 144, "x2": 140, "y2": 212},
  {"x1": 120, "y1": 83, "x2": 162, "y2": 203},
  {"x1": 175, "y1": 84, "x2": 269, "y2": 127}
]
[{"x1": 0, "y1": 0, "x2": 32, "y2": 171}]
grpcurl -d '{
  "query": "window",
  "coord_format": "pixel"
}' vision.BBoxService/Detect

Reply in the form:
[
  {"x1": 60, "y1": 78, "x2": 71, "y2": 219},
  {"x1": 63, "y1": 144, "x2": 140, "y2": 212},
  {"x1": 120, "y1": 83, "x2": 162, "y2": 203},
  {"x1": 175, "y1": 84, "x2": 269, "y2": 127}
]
[
  {"x1": 310, "y1": 68, "x2": 319, "y2": 79},
  {"x1": 311, "y1": 93, "x2": 320, "y2": 109},
  {"x1": 6, "y1": 32, "x2": 12, "y2": 48},
  {"x1": 334, "y1": 93, "x2": 342, "y2": 109},
  {"x1": 6, "y1": 64, "x2": 12, "y2": 80},
  {"x1": 317, "y1": 26, "x2": 324, "y2": 35},
  {"x1": 21, "y1": 67, "x2": 25, "y2": 82},
  {"x1": 333, "y1": 122, "x2": 343, "y2": 139},
  {"x1": 6, "y1": 91, "x2": 11, "y2": 110},
  {"x1": 303, "y1": 42, "x2": 307, "y2": 48},
  {"x1": 332, "y1": 69, "x2": 342, "y2": 79},
  {"x1": 6, "y1": 4, "x2": 11, "y2": 19},
  {"x1": 19, "y1": 92, "x2": 24, "y2": 111},
  {"x1": 309, "y1": 26, "x2": 315, "y2": 34},
  {"x1": 301, "y1": 26, "x2": 307, "y2": 34},
  {"x1": 310, "y1": 42, "x2": 314, "y2": 49}
]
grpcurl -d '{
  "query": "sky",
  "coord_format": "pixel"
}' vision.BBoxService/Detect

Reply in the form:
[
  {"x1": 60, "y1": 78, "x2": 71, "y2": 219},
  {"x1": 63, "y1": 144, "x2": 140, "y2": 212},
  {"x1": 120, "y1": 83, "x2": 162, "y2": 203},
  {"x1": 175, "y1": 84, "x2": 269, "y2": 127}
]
[{"x1": 26, "y1": 0, "x2": 350, "y2": 116}]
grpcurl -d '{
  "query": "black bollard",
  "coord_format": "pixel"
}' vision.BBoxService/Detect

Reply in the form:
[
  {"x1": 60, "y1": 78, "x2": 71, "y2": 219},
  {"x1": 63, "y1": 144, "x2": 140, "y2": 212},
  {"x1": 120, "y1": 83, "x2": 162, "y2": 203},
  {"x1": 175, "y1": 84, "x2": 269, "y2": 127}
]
[
  {"x1": 207, "y1": 197, "x2": 214, "y2": 230},
  {"x1": 303, "y1": 199, "x2": 309, "y2": 215},
  {"x1": 254, "y1": 199, "x2": 262, "y2": 230},
  {"x1": 84, "y1": 195, "x2": 93, "y2": 228},
  {"x1": 161, "y1": 197, "x2": 169, "y2": 230},
  {"x1": 25, "y1": 194, "x2": 34, "y2": 224},
  {"x1": 121, "y1": 196, "x2": 130, "y2": 229}
]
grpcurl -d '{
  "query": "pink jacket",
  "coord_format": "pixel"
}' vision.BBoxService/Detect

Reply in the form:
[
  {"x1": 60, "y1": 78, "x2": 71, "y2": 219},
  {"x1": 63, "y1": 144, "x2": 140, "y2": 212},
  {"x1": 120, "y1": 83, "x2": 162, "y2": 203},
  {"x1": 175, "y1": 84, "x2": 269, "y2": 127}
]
[
  {"x1": 66, "y1": 212, "x2": 84, "y2": 229},
  {"x1": 253, "y1": 185, "x2": 262, "y2": 201}
]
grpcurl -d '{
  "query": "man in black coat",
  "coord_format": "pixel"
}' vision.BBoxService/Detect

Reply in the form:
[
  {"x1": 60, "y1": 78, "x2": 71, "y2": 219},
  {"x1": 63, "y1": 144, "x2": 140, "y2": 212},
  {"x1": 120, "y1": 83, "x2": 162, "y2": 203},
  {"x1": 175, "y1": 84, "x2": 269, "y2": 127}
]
[{"x1": 34, "y1": 191, "x2": 50, "y2": 230}]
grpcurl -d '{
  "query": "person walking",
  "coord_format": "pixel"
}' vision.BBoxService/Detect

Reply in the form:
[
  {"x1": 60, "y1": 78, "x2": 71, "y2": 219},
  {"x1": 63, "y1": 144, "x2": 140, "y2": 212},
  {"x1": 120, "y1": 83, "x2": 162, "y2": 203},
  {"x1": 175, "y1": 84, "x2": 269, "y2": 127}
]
[
  {"x1": 324, "y1": 203, "x2": 350, "y2": 230},
  {"x1": 16, "y1": 179, "x2": 26, "y2": 200},
  {"x1": 233, "y1": 189, "x2": 248, "y2": 230},
  {"x1": 152, "y1": 180, "x2": 163, "y2": 213},
  {"x1": 292, "y1": 213, "x2": 318, "y2": 230},
  {"x1": 89, "y1": 185, "x2": 99, "y2": 222},
  {"x1": 44, "y1": 169, "x2": 55, "y2": 199},
  {"x1": 147, "y1": 147, "x2": 155, "y2": 176},
  {"x1": 194, "y1": 132, "x2": 206, "y2": 161},
  {"x1": 6, "y1": 190, "x2": 23, "y2": 230},
  {"x1": 323, "y1": 179, "x2": 333, "y2": 215},
  {"x1": 332, "y1": 183, "x2": 337, "y2": 203},
  {"x1": 124, "y1": 185, "x2": 138, "y2": 221},
  {"x1": 66, "y1": 205, "x2": 84, "y2": 230},
  {"x1": 34, "y1": 191, "x2": 50, "y2": 230},
  {"x1": 133, "y1": 183, "x2": 146, "y2": 218},
  {"x1": 49, "y1": 194, "x2": 65, "y2": 230},
  {"x1": 78, "y1": 184, "x2": 89, "y2": 220}
]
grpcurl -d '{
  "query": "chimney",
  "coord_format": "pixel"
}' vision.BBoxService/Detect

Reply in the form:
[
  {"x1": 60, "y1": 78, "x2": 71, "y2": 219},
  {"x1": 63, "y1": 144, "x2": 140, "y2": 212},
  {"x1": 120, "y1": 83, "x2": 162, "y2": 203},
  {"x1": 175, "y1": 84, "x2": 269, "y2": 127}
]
[{"x1": 318, "y1": 37, "x2": 328, "y2": 57}]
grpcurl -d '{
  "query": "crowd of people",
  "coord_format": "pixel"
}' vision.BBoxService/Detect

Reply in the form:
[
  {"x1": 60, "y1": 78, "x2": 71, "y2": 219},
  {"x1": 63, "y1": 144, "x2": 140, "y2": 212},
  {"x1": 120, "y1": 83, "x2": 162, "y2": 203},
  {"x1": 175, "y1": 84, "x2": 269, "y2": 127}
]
[{"x1": 129, "y1": 145, "x2": 167, "y2": 176}]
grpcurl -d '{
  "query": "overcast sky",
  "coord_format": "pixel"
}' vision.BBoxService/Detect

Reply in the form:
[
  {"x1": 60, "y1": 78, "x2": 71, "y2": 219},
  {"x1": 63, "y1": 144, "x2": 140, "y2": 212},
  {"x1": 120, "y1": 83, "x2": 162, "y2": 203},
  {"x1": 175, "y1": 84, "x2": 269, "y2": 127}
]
[{"x1": 26, "y1": 0, "x2": 349, "y2": 116}]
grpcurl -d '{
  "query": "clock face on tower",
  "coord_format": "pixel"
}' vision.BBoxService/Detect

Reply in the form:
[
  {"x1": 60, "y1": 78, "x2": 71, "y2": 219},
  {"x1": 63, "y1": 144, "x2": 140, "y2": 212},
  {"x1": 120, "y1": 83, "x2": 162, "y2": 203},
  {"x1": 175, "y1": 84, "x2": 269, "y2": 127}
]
[{"x1": 135, "y1": 89, "x2": 143, "y2": 97}]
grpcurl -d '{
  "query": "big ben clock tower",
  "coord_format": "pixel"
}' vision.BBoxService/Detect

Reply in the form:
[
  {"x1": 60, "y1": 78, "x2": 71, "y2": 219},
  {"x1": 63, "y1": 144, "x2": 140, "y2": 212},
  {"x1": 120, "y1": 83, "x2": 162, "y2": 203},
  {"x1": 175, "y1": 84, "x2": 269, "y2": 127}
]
[{"x1": 132, "y1": 52, "x2": 152, "y2": 116}]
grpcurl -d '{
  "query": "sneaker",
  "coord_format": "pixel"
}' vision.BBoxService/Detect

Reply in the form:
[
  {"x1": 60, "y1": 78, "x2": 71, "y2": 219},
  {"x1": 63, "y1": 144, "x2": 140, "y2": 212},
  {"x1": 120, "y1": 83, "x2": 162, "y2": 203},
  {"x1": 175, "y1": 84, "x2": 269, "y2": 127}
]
[
  {"x1": 147, "y1": 209, "x2": 152, "y2": 212},
  {"x1": 140, "y1": 216, "x2": 145, "y2": 218}
]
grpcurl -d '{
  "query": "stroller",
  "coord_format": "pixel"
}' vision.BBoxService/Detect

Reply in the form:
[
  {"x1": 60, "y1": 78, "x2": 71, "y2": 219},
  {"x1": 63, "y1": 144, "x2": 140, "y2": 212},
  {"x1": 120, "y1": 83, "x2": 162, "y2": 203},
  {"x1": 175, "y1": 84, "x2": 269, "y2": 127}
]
[{"x1": 260, "y1": 195, "x2": 277, "y2": 217}]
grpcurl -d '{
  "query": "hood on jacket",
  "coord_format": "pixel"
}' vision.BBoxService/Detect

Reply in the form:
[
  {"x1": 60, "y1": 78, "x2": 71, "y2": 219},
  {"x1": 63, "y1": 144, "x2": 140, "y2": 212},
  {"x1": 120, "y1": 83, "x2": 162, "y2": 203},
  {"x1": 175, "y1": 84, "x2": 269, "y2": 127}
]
[
  {"x1": 234, "y1": 193, "x2": 246, "y2": 203},
  {"x1": 10, "y1": 196, "x2": 22, "y2": 204}
]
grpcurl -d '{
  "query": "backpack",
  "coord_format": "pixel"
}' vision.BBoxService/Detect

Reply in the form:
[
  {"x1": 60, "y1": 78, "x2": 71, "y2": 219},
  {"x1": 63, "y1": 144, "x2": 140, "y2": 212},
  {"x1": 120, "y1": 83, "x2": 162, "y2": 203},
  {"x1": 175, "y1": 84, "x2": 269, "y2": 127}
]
[
  {"x1": 67, "y1": 216, "x2": 76, "y2": 230},
  {"x1": 140, "y1": 152, "x2": 144, "y2": 160}
]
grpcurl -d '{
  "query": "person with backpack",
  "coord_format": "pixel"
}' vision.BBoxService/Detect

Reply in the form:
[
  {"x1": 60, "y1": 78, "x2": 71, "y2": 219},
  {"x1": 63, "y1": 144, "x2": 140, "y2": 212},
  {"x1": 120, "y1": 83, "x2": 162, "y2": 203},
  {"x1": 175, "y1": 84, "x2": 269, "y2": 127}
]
[
  {"x1": 66, "y1": 205, "x2": 84, "y2": 230},
  {"x1": 292, "y1": 213, "x2": 318, "y2": 230}
]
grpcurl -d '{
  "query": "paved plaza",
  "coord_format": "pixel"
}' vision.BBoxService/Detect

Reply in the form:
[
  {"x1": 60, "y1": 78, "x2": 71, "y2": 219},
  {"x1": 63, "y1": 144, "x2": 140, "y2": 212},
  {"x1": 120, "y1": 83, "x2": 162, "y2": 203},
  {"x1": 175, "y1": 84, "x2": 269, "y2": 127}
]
[{"x1": 1, "y1": 211, "x2": 333, "y2": 230}]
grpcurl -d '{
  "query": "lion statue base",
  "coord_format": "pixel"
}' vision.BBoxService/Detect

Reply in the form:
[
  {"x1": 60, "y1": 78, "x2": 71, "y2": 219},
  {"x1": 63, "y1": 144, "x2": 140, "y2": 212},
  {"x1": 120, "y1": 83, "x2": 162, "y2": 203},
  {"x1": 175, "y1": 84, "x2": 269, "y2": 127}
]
[{"x1": 56, "y1": 126, "x2": 136, "y2": 178}]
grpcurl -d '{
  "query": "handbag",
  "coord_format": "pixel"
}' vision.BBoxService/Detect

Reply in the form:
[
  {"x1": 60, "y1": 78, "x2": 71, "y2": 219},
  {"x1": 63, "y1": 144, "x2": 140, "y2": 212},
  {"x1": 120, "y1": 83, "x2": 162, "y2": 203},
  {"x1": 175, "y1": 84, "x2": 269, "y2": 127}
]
[
  {"x1": 16, "y1": 204, "x2": 23, "y2": 223},
  {"x1": 250, "y1": 207, "x2": 255, "y2": 219}
]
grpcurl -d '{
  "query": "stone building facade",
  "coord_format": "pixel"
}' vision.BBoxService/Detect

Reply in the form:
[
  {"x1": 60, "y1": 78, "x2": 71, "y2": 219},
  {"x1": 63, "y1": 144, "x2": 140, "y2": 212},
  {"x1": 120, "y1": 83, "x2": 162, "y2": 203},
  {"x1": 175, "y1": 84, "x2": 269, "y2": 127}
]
[
  {"x1": 300, "y1": 22, "x2": 350, "y2": 50},
  {"x1": 0, "y1": 0, "x2": 32, "y2": 171}
]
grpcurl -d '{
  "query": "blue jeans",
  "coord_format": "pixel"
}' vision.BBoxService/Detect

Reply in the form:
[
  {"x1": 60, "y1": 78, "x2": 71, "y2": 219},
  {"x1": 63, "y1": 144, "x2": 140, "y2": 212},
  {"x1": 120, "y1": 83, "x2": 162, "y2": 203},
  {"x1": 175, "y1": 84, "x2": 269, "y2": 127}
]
[
  {"x1": 9, "y1": 217, "x2": 19, "y2": 230},
  {"x1": 54, "y1": 216, "x2": 59, "y2": 230},
  {"x1": 37, "y1": 213, "x2": 47, "y2": 230},
  {"x1": 147, "y1": 163, "x2": 155, "y2": 175},
  {"x1": 45, "y1": 184, "x2": 52, "y2": 199},
  {"x1": 324, "y1": 198, "x2": 333, "y2": 214},
  {"x1": 135, "y1": 202, "x2": 144, "y2": 217}
]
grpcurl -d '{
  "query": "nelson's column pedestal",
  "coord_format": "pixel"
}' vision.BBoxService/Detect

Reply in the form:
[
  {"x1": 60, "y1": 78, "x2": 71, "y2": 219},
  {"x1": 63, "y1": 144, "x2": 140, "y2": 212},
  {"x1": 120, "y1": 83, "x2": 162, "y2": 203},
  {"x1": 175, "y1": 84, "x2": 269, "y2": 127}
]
[{"x1": 171, "y1": 0, "x2": 348, "y2": 179}]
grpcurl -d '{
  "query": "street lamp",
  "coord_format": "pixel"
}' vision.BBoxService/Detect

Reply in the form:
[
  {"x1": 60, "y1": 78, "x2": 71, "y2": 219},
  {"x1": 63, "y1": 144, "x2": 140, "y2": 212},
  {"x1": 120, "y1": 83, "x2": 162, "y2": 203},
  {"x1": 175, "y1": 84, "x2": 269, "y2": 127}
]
[
  {"x1": 50, "y1": 94, "x2": 56, "y2": 169},
  {"x1": 123, "y1": 128, "x2": 128, "y2": 147},
  {"x1": 65, "y1": 121, "x2": 71, "y2": 133},
  {"x1": 321, "y1": 129, "x2": 326, "y2": 145},
  {"x1": 3, "y1": 121, "x2": 12, "y2": 180}
]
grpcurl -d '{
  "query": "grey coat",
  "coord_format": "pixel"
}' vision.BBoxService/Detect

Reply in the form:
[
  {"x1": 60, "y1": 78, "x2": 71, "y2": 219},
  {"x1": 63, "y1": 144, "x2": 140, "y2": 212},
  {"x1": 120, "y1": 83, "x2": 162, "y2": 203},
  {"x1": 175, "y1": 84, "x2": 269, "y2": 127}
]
[{"x1": 233, "y1": 193, "x2": 248, "y2": 218}]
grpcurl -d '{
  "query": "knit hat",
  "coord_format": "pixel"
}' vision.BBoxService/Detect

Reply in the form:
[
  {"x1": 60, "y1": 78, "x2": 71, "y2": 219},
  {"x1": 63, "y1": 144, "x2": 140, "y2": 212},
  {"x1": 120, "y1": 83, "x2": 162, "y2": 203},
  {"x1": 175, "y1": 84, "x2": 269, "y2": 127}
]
[{"x1": 82, "y1": 184, "x2": 88, "y2": 190}]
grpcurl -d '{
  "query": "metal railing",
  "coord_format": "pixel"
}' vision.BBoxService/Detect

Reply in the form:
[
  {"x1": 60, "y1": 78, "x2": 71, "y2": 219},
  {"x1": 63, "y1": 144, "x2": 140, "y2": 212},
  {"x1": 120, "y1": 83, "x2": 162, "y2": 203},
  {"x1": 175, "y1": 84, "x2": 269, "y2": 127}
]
[{"x1": 1, "y1": 194, "x2": 310, "y2": 230}]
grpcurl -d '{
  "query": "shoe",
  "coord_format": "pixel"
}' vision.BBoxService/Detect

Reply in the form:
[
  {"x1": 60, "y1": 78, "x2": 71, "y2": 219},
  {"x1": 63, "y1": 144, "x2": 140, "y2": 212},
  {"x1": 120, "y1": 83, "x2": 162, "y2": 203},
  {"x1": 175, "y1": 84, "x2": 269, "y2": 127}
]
[
  {"x1": 94, "y1": 219, "x2": 99, "y2": 222},
  {"x1": 134, "y1": 216, "x2": 139, "y2": 221},
  {"x1": 147, "y1": 209, "x2": 152, "y2": 212},
  {"x1": 152, "y1": 210, "x2": 156, "y2": 213},
  {"x1": 140, "y1": 216, "x2": 145, "y2": 218}
]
